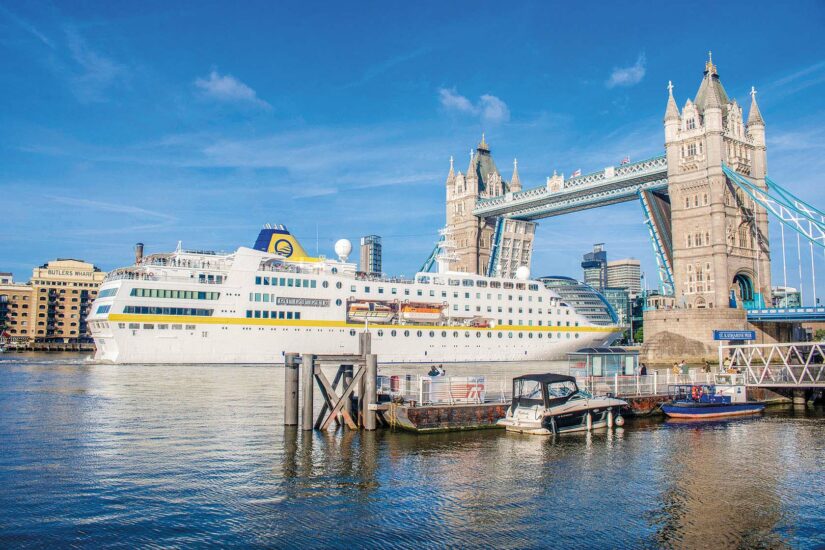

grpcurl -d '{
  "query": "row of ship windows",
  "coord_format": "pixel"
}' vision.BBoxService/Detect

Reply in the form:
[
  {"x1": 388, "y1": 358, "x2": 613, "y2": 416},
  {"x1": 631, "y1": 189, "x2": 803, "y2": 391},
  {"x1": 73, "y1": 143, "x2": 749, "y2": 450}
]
[
  {"x1": 349, "y1": 328, "x2": 579, "y2": 340},
  {"x1": 108, "y1": 323, "x2": 581, "y2": 340},
  {"x1": 254, "y1": 276, "x2": 543, "y2": 296},
  {"x1": 255, "y1": 276, "x2": 317, "y2": 288},
  {"x1": 246, "y1": 310, "x2": 301, "y2": 319},
  {"x1": 122, "y1": 306, "x2": 214, "y2": 316},
  {"x1": 118, "y1": 323, "x2": 197, "y2": 330},
  {"x1": 131, "y1": 288, "x2": 221, "y2": 300}
]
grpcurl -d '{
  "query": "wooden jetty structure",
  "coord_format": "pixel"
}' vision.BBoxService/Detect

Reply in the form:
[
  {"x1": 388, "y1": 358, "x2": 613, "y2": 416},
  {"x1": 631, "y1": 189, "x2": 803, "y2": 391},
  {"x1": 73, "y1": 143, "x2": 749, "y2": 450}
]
[{"x1": 284, "y1": 333, "x2": 385, "y2": 432}]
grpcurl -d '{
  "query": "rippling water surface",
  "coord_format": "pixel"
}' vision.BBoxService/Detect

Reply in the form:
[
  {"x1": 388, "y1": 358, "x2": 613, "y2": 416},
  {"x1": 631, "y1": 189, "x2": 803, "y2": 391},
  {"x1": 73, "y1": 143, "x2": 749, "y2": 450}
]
[{"x1": 0, "y1": 354, "x2": 823, "y2": 548}]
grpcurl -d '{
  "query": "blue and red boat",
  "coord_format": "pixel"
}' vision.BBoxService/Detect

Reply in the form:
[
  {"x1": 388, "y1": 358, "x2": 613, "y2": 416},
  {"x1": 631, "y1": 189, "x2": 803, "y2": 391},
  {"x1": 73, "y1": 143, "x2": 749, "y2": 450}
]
[{"x1": 661, "y1": 384, "x2": 765, "y2": 419}]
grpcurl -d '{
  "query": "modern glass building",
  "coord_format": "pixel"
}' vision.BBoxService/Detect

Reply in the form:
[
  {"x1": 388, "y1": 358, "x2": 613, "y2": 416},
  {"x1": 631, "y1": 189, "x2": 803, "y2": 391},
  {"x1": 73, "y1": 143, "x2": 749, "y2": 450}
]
[
  {"x1": 581, "y1": 243, "x2": 608, "y2": 291},
  {"x1": 538, "y1": 276, "x2": 618, "y2": 326},
  {"x1": 359, "y1": 235, "x2": 382, "y2": 275}
]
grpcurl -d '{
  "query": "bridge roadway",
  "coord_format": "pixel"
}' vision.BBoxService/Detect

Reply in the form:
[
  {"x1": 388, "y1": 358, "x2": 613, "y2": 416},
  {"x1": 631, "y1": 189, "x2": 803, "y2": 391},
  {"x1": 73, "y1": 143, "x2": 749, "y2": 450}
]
[{"x1": 473, "y1": 154, "x2": 668, "y2": 220}]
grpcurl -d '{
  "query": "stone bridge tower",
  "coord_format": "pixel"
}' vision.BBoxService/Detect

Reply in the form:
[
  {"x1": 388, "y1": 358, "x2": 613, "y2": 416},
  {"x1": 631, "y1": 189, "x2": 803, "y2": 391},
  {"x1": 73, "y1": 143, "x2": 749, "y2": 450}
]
[
  {"x1": 664, "y1": 54, "x2": 771, "y2": 310},
  {"x1": 444, "y1": 135, "x2": 536, "y2": 276}
]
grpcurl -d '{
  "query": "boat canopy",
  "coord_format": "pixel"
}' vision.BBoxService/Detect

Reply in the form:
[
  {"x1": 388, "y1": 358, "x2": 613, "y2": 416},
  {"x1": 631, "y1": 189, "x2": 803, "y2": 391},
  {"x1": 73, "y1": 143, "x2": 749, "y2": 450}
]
[{"x1": 512, "y1": 373, "x2": 576, "y2": 384}]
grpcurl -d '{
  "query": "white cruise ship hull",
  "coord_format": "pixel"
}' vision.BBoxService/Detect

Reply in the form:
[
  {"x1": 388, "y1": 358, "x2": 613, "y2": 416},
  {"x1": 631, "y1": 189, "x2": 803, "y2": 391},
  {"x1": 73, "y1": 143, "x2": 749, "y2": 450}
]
[{"x1": 88, "y1": 240, "x2": 621, "y2": 365}]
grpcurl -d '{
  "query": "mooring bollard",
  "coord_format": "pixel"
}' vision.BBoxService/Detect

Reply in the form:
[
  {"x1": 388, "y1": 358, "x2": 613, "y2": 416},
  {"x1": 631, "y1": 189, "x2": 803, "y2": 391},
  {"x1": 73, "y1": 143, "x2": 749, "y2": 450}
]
[
  {"x1": 302, "y1": 354, "x2": 316, "y2": 431},
  {"x1": 363, "y1": 354, "x2": 377, "y2": 431},
  {"x1": 284, "y1": 353, "x2": 299, "y2": 426}
]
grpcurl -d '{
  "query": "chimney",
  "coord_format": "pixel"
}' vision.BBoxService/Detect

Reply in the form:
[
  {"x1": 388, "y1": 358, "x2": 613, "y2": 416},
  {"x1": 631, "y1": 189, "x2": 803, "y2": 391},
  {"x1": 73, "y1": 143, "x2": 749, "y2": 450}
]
[{"x1": 135, "y1": 243, "x2": 144, "y2": 264}]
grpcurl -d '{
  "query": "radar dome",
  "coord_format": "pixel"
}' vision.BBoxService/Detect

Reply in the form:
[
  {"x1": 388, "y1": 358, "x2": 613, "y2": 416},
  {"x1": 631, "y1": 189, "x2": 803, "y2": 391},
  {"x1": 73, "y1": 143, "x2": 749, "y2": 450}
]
[
  {"x1": 515, "y1": 266, "x2": 531, "y2": 280},
  {"x1": 334, "y1": 239, "x2": 352, "y2": 261}
]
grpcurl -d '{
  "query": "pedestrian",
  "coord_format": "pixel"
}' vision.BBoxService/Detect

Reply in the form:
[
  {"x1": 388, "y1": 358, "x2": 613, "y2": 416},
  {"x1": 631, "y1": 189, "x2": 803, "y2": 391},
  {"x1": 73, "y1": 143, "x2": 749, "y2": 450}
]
[
  {"x1": 672, "y1": 362, "x2": 680, "y2": 375},
  {"x1": 703, "y1": 360, "x2": 711, "y2": 373},
  {"x1": 427, "y1": 365, "x2": 439, "y2": 377},
  {"x1": 679, "y1": 359, "x2": 688, "y2": 374},
  {"x1": 639, "y1": 363, "x2": 647, "y2": 376}
]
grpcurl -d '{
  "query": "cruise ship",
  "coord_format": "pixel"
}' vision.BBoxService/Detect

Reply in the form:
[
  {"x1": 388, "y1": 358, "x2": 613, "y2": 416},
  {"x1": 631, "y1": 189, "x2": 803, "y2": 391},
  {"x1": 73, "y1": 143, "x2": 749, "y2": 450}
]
[{"x1": 88, "y1": 226, "x2": 621, "y2": 364}]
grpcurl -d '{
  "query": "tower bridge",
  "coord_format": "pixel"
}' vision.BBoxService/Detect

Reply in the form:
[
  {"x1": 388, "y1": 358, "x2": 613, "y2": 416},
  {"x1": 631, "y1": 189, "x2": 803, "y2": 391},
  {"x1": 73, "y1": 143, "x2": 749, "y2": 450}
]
[{"x1": 430, "y1": 54, "x2": 825, "y2": 362}]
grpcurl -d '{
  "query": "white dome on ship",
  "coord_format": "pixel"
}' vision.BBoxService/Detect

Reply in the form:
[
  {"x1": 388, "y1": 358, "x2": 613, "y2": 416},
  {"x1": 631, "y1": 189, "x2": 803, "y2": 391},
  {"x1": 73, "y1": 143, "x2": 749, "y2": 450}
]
[
  {"x1": 334, "y1": 239, "x2": 352, "y2": 261},
  {"x1": 515, "y1": 266, "x2": 531, "y2": 280}
]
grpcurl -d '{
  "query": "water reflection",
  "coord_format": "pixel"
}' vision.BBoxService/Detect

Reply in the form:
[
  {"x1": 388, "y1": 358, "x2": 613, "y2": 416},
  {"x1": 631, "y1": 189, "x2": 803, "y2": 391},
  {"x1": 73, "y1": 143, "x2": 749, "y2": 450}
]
[{"x1": 0, "y1": 356, "x2": 822, "y2": 548}]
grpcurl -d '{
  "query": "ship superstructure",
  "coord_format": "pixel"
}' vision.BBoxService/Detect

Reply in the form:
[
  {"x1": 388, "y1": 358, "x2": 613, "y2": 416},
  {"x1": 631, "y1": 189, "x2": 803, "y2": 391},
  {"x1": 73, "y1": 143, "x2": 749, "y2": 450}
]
[{"x1": 88, "y1": 226, "x2": 621, "y2": 364}]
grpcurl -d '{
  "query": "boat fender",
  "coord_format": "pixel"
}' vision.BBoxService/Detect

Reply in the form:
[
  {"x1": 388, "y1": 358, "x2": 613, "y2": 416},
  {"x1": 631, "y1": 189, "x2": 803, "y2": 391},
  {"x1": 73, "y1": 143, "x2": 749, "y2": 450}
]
[{"x1": 615, "y1": 415, "x2": 625, "y2": 427}]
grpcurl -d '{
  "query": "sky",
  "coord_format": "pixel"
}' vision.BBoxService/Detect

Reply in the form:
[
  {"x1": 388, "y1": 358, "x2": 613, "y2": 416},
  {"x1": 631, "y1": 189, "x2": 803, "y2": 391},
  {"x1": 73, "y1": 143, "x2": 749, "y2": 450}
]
[{"x1": 1, "y1": 1, "x2": 824, "y2": 299}]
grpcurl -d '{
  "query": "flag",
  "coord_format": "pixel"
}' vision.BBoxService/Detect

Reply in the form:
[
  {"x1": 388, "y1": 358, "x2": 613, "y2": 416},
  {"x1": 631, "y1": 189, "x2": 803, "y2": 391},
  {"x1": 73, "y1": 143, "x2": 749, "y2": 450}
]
[
  {"x1": 571, "y1": 169, "x2": 581, "y2": 177},
  {"x1": 620, "y1": 156, "x2": 630, "y2": 165}
]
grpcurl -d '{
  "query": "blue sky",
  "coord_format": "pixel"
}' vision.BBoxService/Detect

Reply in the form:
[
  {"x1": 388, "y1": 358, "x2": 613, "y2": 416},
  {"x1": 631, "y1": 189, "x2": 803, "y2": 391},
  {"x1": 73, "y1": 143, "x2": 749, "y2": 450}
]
[{"x1": 1, "y1": 1, "x2": 824, "y2": 298}]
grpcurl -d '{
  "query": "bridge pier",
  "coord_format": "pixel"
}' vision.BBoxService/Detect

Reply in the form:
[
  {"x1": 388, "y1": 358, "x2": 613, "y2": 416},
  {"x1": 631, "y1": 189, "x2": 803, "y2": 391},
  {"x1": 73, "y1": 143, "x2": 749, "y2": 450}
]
[{"x1": 793, "y1": 389, "x2": 807, "y2": 406}]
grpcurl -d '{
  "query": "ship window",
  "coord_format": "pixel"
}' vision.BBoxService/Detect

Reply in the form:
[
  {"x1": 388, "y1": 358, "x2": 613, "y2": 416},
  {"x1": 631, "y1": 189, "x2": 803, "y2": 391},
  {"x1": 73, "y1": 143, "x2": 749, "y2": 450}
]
[
  {"x1": 255, "y1": 277, "x2": 261, "y2": 285},
  {"x1": 391, "y1": 288, "x2": 397, "y2": 294},
  {"x1": 463, "y1": 279, "x2": 474, "y2": 287},
  {"x1": 186, "y1": 325, "x2": 195, "y2": 330},
  {"x1": 278, "y1": 312, "x2": 285, "y2": 319},
  {"x1": 143, "y1": 324, "x2": 154, "y2": 329},
  {"x1": 263, "y1": 277, "x2": 270, "y2": 285},
  {"x1": 336, "y1": 282, "x2": 342, "y2": 289},
  {"x1": 118, "y1": 323, "x2": 125, "y2": 329},
  {"x1": 295, "y1": 312, "x2": 300, "y2": 320},
  {"x1": 404, "y1": 289, "x2": 410, "y2": 296},
  {"x1": 441, "y1": 331, "x2": 447, "y2": 337},
  {"x1": 448, "y1": 279, "x2": 460, "y2": 286},
  {"x1": 246, "y1": 310, "x2": 252, "y2": 318},
  {"x1": 379, "y1": 287, "x2": 384, "y2": 294},
  {"x1": 262, "y1": 311, "x2": 269, "y2": 318},
  {"x1": 254, "y1": 311, "x2": 261, "y2": 318},
  {"x1": 158, "y1": 324, "x2": 168, "y2": 330},
  {"x1": 172, "y1": 324, "x2": 182, "y2": 330},
  {"x1": 416, "y1": 330, "x2": 422, "y2": 337},
  {"x1": 322, "y1": 281, "x2": 329, "y2": 289},
  {"x1": 263, "y1": 294, "x2": 269, "y2": 303},
  {"x1": 287, "y1": 279, "x2": 294, "y2": 287},
  {"x1": 430, "y1": 290, "x2": 435, "y2": 297},
  {"x1": 508, "y1": 332, "x2": 513, "y2": 338},
  {"x1": 417, "y1": 290, "x2": 422, "y2": 296},
  {"x1": 476, "y1": 332, "x2": 481, "y2": 338},
  {"x1": 476, "y1": 281, "x2": 487, "y2": 288},
  {"x1": 365, "y1": 287, "x2": 370, "y2": 293},
  {"x1": 490, "y1": 281, "x2": 501, "y2": 289},
  {"x1": 286, "y1": 312, "x2": 293, "y2": 319},
  {"x1": 391, "y1": 330, "x2": 397, "y2": 337},
  {"x1": 538, "y1": 333, "x2": 543, "y2": 338},
  {"x1": 528, "y1": 333, "x2": 533, "y2": 339},
  {"x1": 516, "y1": 283, "x2": 525, "y2": 290},
  {"x1": 453, "y1": 331, "x2": 459, "y2": 338},
  {"x1": 503, "y1": 282, "x2": 514, "y2": 289},
  {"x1": 128, "y1": 323, "x2": 139, "y2": 329},
  {"x1": 280, "y1": 278, "x2": 286, "y2": 286},
  {"x1": 518, "y1": 333, "x2": 523, "y2": 338},
  {"x1": 351, "y1": 286, "x2": 356, "y2": 292},
  {"x1": 302, "y1": 280, "x2": 309, "y2": 288}
]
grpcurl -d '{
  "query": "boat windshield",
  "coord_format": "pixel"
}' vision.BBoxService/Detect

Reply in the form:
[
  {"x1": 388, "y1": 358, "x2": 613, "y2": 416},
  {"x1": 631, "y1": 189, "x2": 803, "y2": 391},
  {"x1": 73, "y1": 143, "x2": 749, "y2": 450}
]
[
  {"x1": 547, "y1": 380, "x2": 577, "y2": 399},
  {"x1": 513, "y1": 379, "x2": 544, "y2": 406}
]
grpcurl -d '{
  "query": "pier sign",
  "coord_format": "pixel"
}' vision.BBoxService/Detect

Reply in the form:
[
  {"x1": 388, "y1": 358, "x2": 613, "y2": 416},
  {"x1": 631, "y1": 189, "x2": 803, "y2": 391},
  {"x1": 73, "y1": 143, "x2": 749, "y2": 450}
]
[{"x1": 713, "y1": 330, "x2": 756, "y2": 341}]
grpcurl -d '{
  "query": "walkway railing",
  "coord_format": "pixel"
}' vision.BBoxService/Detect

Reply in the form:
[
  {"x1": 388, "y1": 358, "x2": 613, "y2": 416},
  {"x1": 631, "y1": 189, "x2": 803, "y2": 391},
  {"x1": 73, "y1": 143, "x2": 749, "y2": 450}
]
[
  {"x1": 377, "y1": 370, "x2": 741, "y2": 405},
  {"x1": 721, "y1": 341, "x2": 825, "y2": 387}
]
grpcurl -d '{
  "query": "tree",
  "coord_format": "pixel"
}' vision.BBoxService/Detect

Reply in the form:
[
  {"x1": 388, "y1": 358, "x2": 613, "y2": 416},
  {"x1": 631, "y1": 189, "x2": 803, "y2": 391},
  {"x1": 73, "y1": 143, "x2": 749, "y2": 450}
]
[{"x1": 634, "y1": 326, "x2": 644, "y2": 343}]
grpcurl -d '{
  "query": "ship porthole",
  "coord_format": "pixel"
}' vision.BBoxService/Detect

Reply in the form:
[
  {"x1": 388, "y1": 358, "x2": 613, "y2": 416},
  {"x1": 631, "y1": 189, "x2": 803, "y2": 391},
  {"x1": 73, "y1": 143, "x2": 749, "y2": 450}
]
[
  {"x1": 404, "y1": 330, "x2": 410, "y2": 337},
  {"x1": 349, "y1": 329, "x2": 356, "y2": 336},
  {"x1": 336, "y1": 299, "x2": 342, "y2": 306},
  {"x1": 377, "y1": 330, "x2": 383, "y2": 337}
]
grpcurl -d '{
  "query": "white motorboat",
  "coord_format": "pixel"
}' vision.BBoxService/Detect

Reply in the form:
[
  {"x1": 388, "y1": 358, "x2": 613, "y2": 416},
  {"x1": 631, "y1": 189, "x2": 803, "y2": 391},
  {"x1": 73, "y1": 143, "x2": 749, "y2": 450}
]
[{"x1": 498, "y1": 373, "x2": 627, "y2": 435}]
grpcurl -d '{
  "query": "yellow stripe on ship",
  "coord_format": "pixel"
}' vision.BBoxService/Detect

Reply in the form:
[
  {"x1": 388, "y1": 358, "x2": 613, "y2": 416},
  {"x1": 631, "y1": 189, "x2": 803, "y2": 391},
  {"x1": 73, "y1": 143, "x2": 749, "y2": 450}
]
[{"x1": 107, "y1": 313, "x2": 618, "y2": 333}]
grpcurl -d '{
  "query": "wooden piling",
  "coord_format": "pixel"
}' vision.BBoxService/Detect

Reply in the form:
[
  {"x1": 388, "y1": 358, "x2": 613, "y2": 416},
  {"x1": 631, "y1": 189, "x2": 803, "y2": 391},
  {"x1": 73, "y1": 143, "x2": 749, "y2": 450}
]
[
  {"x1": 364, "y1": 354, "x2": 377, "y2": 431},
  {"x1": 343, "y1": 364, "x2": 354, "y2": 419},
  {"x1": 284, "y1": 353, "x2": 299, "y2": 426},
  {"x1": 302, "y1": 353, "x2": 316, "y2": 431}
]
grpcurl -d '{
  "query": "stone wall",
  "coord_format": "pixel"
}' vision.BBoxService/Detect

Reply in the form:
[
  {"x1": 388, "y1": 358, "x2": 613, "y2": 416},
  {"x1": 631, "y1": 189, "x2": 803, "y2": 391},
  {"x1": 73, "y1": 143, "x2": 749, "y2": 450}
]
[{"x1": 641, "y1": 308, "x2": 747, "y2": 365}]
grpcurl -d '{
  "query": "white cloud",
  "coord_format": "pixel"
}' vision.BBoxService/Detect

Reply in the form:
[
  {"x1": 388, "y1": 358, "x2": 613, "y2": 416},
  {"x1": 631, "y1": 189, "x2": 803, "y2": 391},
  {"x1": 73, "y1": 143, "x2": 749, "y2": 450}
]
[
  {"x1": 195, "y1": 70, "x2": 271, "y2": 110},
  {"x1": 606, "y1": 53, "x2": 646, "y2": 89},
  {"x1": 65, "y1": 27, "x2": 126, "y2": 103},
  {"x1": 438, "y1": 87, "x2": 510, "y2": 123}
]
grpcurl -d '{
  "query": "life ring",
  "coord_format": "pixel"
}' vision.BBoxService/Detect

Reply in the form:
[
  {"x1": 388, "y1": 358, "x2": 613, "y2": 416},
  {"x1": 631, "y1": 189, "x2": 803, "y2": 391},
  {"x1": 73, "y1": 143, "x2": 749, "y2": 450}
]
[{"x1": 691, "y1": 386, "x2": 699, "y2": 400}]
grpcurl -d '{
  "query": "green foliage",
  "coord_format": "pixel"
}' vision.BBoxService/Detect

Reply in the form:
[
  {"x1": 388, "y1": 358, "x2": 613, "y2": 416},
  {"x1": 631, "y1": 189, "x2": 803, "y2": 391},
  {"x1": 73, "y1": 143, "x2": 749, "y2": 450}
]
[
  {"x1": 815, "y1": 329, "x2": 825, "y2": 341},
  {"x1": 634, "y1": 326, "x2": 644, "y2": 343}
]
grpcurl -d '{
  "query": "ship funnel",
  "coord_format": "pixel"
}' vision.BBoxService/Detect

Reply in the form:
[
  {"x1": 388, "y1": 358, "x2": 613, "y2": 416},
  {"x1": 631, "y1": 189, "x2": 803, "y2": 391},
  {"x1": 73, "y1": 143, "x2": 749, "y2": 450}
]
[{"x1": 135, "y1": 242, "x2": 144, "y2": 264}]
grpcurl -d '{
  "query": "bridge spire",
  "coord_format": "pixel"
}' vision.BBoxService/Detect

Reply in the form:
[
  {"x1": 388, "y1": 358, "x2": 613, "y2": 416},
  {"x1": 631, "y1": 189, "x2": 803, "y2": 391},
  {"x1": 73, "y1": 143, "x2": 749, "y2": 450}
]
[
  {"x1": 664, "y1": 80, "x2": 680, "y2": 121},
  {"x1": 747, "y1": 86, "x2": 765, "y2": 126},
  {"x1": 510, "y1": 158, "x2": 522, "y2": 192}
]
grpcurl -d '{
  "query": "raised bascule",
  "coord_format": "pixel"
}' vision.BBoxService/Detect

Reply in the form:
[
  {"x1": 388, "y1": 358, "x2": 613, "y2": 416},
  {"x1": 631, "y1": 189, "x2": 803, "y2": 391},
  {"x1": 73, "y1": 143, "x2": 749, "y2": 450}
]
[{"x1": 428, "y1": 54, "x2": 825, "y2": 363}]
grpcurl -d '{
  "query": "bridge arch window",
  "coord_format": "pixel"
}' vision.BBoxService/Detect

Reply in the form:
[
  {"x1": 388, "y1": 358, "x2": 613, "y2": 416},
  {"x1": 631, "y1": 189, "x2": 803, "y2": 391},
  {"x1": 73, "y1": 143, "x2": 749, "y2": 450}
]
[
  {"x1": 705, "y1": 231, "x2": 710, "y2": 245},
  {"x1": 703, "y1": 193, "x2": 708, "y2": 205}
]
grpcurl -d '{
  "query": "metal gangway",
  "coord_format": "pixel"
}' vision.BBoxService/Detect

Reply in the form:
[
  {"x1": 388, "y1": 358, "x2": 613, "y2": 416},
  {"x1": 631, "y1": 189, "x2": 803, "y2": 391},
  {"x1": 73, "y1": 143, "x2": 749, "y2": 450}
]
[{"x1": 720, "y1": 342, "x2": 825, "y2": 388}]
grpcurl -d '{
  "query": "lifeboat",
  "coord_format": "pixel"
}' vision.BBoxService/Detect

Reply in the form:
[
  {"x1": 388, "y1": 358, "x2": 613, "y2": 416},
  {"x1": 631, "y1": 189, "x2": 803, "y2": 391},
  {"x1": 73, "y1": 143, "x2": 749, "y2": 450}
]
[
  {"x1": 399, "y1": 304, "x2": 443, "y2": 323},
  {"x1": 348, "y1": 302, "x2": 395, "y2": 323}
]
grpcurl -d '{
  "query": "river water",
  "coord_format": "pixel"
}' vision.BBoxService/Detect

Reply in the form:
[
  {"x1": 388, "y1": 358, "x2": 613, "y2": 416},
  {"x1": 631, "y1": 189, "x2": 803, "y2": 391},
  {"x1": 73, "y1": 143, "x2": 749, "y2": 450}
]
[{"x1": 0, "y1": 354, "x2": 823, "y2": 548}]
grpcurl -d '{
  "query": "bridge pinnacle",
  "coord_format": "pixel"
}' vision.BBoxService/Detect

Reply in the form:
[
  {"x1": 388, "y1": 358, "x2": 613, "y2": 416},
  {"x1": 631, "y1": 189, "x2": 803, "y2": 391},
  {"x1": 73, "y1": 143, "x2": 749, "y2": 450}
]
[{"x1": 747, "y1": 85, "x2": 765, "y2": 126}]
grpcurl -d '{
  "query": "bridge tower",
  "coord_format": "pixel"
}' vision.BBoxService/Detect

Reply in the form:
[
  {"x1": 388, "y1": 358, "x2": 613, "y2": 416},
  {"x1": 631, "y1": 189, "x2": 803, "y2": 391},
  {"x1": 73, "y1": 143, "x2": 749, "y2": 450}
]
[
  {"x1": 444, "y1": 135, "x2": 536, "y2": 276},
  {"x1": 664, "y1": 53, "x2": 771, "y2": 310}
]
